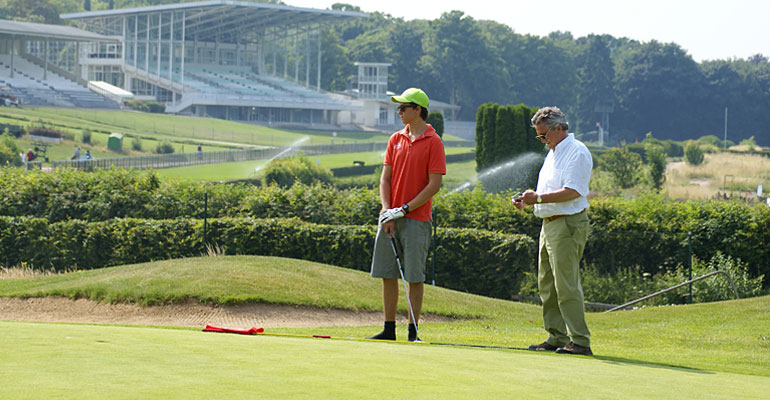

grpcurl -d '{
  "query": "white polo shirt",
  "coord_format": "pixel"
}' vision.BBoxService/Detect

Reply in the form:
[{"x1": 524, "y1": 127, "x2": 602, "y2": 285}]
[{"x1": 534, "y1": 134, "x2": 593, "y2": 219}]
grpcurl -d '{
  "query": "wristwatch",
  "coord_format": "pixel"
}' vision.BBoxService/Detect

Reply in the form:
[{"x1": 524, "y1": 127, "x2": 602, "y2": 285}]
[
  {"x1": 536, "y1": 194, "x2": 542, "y2": 203},
  {"x1": 401, "y1": 204, "x2": 410, "y2": 214}
]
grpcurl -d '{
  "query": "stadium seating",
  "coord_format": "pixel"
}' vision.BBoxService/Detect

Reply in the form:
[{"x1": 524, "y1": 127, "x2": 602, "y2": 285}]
[
  {"x1": 182, "y1": 65, "x2": 347, "y2": 105},
  {"x1": 0, "y1": 54, "x2": 119, "y2": 109}
]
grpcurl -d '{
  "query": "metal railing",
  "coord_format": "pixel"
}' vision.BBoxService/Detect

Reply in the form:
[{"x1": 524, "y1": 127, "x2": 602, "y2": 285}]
[
  {"x1": 51, "y1": 140, "x2": 475, "y2": 171},
  {"x1": 52, "y1": 147, "x2": 284, "y2": 170},
  {"x1": 604, "y1": 270, "x2": 739, "y2": 312}
]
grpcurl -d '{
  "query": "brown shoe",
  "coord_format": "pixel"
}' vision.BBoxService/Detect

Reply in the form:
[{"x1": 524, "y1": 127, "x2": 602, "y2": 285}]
[
  {"x1": 528, "y1": 341, "x2": 559, "y2": 351},
  {"x1": 555, "y1": 341, "x2": 593, "y2": 356}
]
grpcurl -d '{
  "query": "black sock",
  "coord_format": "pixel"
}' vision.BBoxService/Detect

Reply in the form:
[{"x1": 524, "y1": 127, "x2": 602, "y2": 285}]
[
  {"x1": 367, "y1": 321, "x2": 396, "y2": 340},
  {"x1": 408, "y1": 323, "x2": 419, "y2": 341}
]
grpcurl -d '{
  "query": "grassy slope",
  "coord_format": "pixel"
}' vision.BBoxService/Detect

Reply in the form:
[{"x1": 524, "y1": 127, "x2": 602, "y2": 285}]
[
  {"x1": 2, "y1": 106, "x2": 465, "y2": 150},
  {"x1": 2, "y1": 107, "x2": 468, "y2": 171},
  {"x1": 1, "y1": 256, "x2": 768, "y2": 378}
]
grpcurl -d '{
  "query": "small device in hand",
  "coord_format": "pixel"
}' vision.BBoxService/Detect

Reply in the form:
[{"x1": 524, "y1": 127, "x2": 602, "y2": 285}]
[{"x1": 510, "y1": 191, "x2": 523, "y2": 203}]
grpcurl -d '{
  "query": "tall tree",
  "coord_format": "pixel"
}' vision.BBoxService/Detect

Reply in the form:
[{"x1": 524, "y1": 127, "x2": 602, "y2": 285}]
[
  {"x1": 574, "y1": 35, "x2": 615, "y2": 134},
  {"x1": 319, "y1": 27, "x2": 350, "y2": 91},
  {"x1": 387, "y1": 21, "x2": 428, "y2": 93},
  {"x1": 0, "y1": 0, "x2": 79, "y2": 23},
  {"x1": 419, "y1": 11, "x2": 500, "y2": 119},
  {"x1": 494, "y1": 105, "x2": 516, "y2": 163},
  {"x1": 475, "y1": 104, "x2": 489, "y2": 171},
  {"x1": 614, "y1": 41, "x2": 707, "y2": 142},
  {"x1": 699, "y1": 60, "x2": 745, "y2": 140}
]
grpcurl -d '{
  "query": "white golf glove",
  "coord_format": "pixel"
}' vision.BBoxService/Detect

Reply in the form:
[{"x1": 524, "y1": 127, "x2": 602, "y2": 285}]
[{"x1": 379, "y1": 207, "x2": 405, "y2": 225}]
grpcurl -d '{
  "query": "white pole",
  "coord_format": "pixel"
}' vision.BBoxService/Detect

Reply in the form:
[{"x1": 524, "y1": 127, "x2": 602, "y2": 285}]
[
  {"x1": 724, "y1": 107, "x2": 728, "y2": 149},
  {"x1": 598, "y1": 125, "x2": 604, "y2": 147}
]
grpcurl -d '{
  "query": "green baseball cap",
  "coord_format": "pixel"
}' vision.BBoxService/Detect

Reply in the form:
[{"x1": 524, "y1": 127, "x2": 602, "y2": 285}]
[{"x1": 391, "y1": 88, "x2": 429, "y2": 108}]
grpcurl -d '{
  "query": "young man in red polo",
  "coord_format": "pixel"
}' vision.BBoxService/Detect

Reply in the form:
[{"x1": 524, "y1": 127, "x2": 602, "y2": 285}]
[{"x1": 368, "y1": 88, "x2": 446, "y2": 342}]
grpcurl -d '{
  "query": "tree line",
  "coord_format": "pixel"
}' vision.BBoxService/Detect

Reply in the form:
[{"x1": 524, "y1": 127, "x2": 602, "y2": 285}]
[{"x1": 3, "y1": 0, "x2": 768, "y2": 145}]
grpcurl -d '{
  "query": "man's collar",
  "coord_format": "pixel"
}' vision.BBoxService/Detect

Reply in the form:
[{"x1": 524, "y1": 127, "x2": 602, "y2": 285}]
[
  {"x1": 553, "y1": 133, "x2": 574, "y2": 150},
  {"x1": 400, "y1": 123, "x2": 435, "y2": 139}
]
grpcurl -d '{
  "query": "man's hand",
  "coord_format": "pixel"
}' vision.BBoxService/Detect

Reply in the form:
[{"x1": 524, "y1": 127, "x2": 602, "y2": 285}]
[
  {"x1": 512, "y1": 190, "x2": 538, "y2": 209},
  {"x1": 379, "y1": 207, "x2": 405, "y2": 225}
]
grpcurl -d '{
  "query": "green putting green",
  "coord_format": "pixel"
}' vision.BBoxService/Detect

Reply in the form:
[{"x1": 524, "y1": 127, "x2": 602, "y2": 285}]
[{"x1": 1, "y1": 321, "x2": 767, "y2": 399}]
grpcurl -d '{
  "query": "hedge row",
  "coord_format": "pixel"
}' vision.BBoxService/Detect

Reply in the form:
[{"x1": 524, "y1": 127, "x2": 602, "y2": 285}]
[
  {"x1": 2, "y1": 168, "x2": 768, "y2": 285},
  {"x1": 329, "y1": 151, "x2": 474, "y2": 178},
  {"x1": 0, "y1": 216, "x2": 536, "y2": 300}
]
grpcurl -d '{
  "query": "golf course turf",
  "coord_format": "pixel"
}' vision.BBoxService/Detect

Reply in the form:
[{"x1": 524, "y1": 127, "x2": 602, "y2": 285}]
[{"x1": 1, "y1": 256, "x2": 768, "y2": 399}]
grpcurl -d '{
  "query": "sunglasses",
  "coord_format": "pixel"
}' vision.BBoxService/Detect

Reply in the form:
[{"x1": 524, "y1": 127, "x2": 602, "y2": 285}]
[
  {"x1": 398, "y1": 103, "x2": 417, "y2": 112},
  {"x1": 535, "y1": 127, "x2": 551, "y2": 141}
]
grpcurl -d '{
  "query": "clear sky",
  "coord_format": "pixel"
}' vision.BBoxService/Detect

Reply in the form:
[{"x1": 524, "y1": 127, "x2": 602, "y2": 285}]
[{"x1": 287, "y1": 0, "x2": 769, "y2": 62}]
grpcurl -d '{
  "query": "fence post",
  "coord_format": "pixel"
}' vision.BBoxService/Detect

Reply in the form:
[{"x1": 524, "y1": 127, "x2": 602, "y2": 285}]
[
  {"x1": 688, "y1": 231, "x2": 693, "y2": 303},
  {"x1": 431, "y1": 209, "x2": 437, "y2": 286},
  {"x1": 203, "y1": 191, "x2": 208, "y2": 250}
]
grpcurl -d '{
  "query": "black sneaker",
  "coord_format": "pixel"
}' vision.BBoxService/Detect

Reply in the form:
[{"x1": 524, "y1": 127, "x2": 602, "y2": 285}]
[
  {"x1": 555, "y1": 341, "x2": 593, "y2": 356},
  {"x1": 366, "y1": 331, "x2": 395, "y2": 340},
  {"x1": 528, "y1": 341, "x2": 559, "y2": 351},
  {"x1": 408, "y1": 324, "x2": 419, "y2": 342}
]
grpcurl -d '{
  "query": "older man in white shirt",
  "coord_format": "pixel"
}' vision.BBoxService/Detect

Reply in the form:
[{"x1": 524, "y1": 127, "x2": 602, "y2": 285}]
[{"x1": 514, "y1": 106, "x2": 594, "y2": 356}]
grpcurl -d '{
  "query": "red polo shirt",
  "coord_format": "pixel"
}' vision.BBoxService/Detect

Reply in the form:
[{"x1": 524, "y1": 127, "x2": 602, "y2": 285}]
[{"x1": 384, "y1": 124, "x2": 446, "y2": 222}]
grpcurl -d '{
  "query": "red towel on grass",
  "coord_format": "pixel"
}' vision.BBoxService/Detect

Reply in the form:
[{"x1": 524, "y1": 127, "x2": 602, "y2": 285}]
[{"x1": 203, "y1": 324, "x2": 264, "y2": 335}]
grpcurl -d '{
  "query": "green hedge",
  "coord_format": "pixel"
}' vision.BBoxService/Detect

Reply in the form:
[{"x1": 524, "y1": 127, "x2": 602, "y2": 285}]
[
  {"x1": 2, "y1": 168, "x2": 768, "y2": 287},
  {"x1": 0, "y1": 216, "x2": 536, "y2": 300},
  {"x1": 585, "y1": 196, "x2": 770, "y2": 282},
  {"x1": 0, "y1": 123, "x2": 25, "y2": 138}
]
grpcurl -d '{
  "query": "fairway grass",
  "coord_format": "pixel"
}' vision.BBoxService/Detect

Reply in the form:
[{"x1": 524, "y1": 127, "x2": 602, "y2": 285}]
[{"x1": 1, "y1": 321, "x2": 767, "y2": 399}]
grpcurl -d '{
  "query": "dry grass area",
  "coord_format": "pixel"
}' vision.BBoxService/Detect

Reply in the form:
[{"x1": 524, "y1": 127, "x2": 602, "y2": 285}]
[
  {"x1": 0, "y1": 264, "x2": 64, "y2": 280},
  {"x1": 666, "y1": 152, "x2": 770, "y2": 200}
]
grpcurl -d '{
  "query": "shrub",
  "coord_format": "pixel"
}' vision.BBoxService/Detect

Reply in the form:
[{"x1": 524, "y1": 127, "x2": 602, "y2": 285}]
[
  {"x1": 0, "y1": 130, "x2": 22, "y2": 166},
  {"x1": 0, "y1": 123, "x2": 24, "y2": 138},
  {"x1": 155, "y1": 141, "x2": 175, "y2": 154},
  {"x1": 662, "y1": 140, "x2": 684, "y2": 157},
  {"x1": 82, "y1": 129, "x2": 92, "y2": 144},
  {"x1": 698, "y1": 134, "x2": 733, "y2": 149},
  {"x1": 262, "y1": 155, "x2": 333, "y2": 188},
  {"x1": 684, "y1": 142, "x2": 705, "y2": 165},
  {"x1": 739, "y1": 136, "x2": 757, "y2": 152},
  {"x1": 1, "y1": 169, "x2": 768, "y2": 290},
  {"x1": 599, "y1": 145, "x2": 642, "y2": 188},
  {"x1": 653, "y1": 254, "x2": 760, "y2": 304},
  {"x1": 126, "y1": 100, "x2": 166, "y2": 113},
  {"x1": 584, "y1": 194, "x2": 770, "y2": 286},
  {"x1": 644, "y1": 142, "x2": 667, "y2": 192},
  {"x1": 426, "y1": 111, "x2": 444, "y2": 138},
  {"x1": 0, "y1": 216, "x2": 536, "y2": 300},
  {"x1": 131, "y1": 137, "x2": 143, "y2": 151},
  {"x1": 27, "y1": 125, "x2": 64, "y2": 139},
  {"x1": 549, "y1": 252, "x2": 766, "y2": 306}
]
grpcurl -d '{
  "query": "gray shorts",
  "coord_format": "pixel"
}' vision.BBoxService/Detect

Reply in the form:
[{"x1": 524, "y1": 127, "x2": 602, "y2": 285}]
[{"x1": 371, "y1": 217, "x2": 432, "y2": 283}]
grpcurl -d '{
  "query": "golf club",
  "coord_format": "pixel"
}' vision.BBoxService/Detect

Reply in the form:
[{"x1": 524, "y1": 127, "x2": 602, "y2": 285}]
[{"x1": 389, "y1": 235, "x2": 419, "y2": 342}]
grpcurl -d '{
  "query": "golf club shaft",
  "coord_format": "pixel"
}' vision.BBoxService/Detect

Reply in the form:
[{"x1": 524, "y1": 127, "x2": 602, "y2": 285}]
[{"x1": 390, "y1": 236, "x2": 418, "y2": 331}]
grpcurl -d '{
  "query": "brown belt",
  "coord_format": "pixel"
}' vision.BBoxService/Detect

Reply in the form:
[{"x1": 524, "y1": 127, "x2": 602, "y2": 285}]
[{"x1": 544, "y1": 209, "x2": 586, "y2": 223}]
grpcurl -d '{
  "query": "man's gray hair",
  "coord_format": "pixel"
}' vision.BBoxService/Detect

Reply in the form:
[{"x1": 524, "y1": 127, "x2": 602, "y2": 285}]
[{"x1": 531, "y1": 106, "x2": 569, "y2": 131}]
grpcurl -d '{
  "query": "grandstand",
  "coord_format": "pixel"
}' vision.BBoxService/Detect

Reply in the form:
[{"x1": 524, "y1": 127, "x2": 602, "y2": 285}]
[
  {"x1": 1, "y1": 2, "x2": 462, "y2": 130},
  {"x1": 0, "y1": 19, "x2": 122, "y2": 108},
  {"x1": 62, "y1": 1, "x2": 369, "y2": 128}
]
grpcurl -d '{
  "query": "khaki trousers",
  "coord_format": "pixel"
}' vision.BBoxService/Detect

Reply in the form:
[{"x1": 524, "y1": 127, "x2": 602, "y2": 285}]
[{"x1": 538, "y1": 211, "x2": 591, "y2": 348}]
